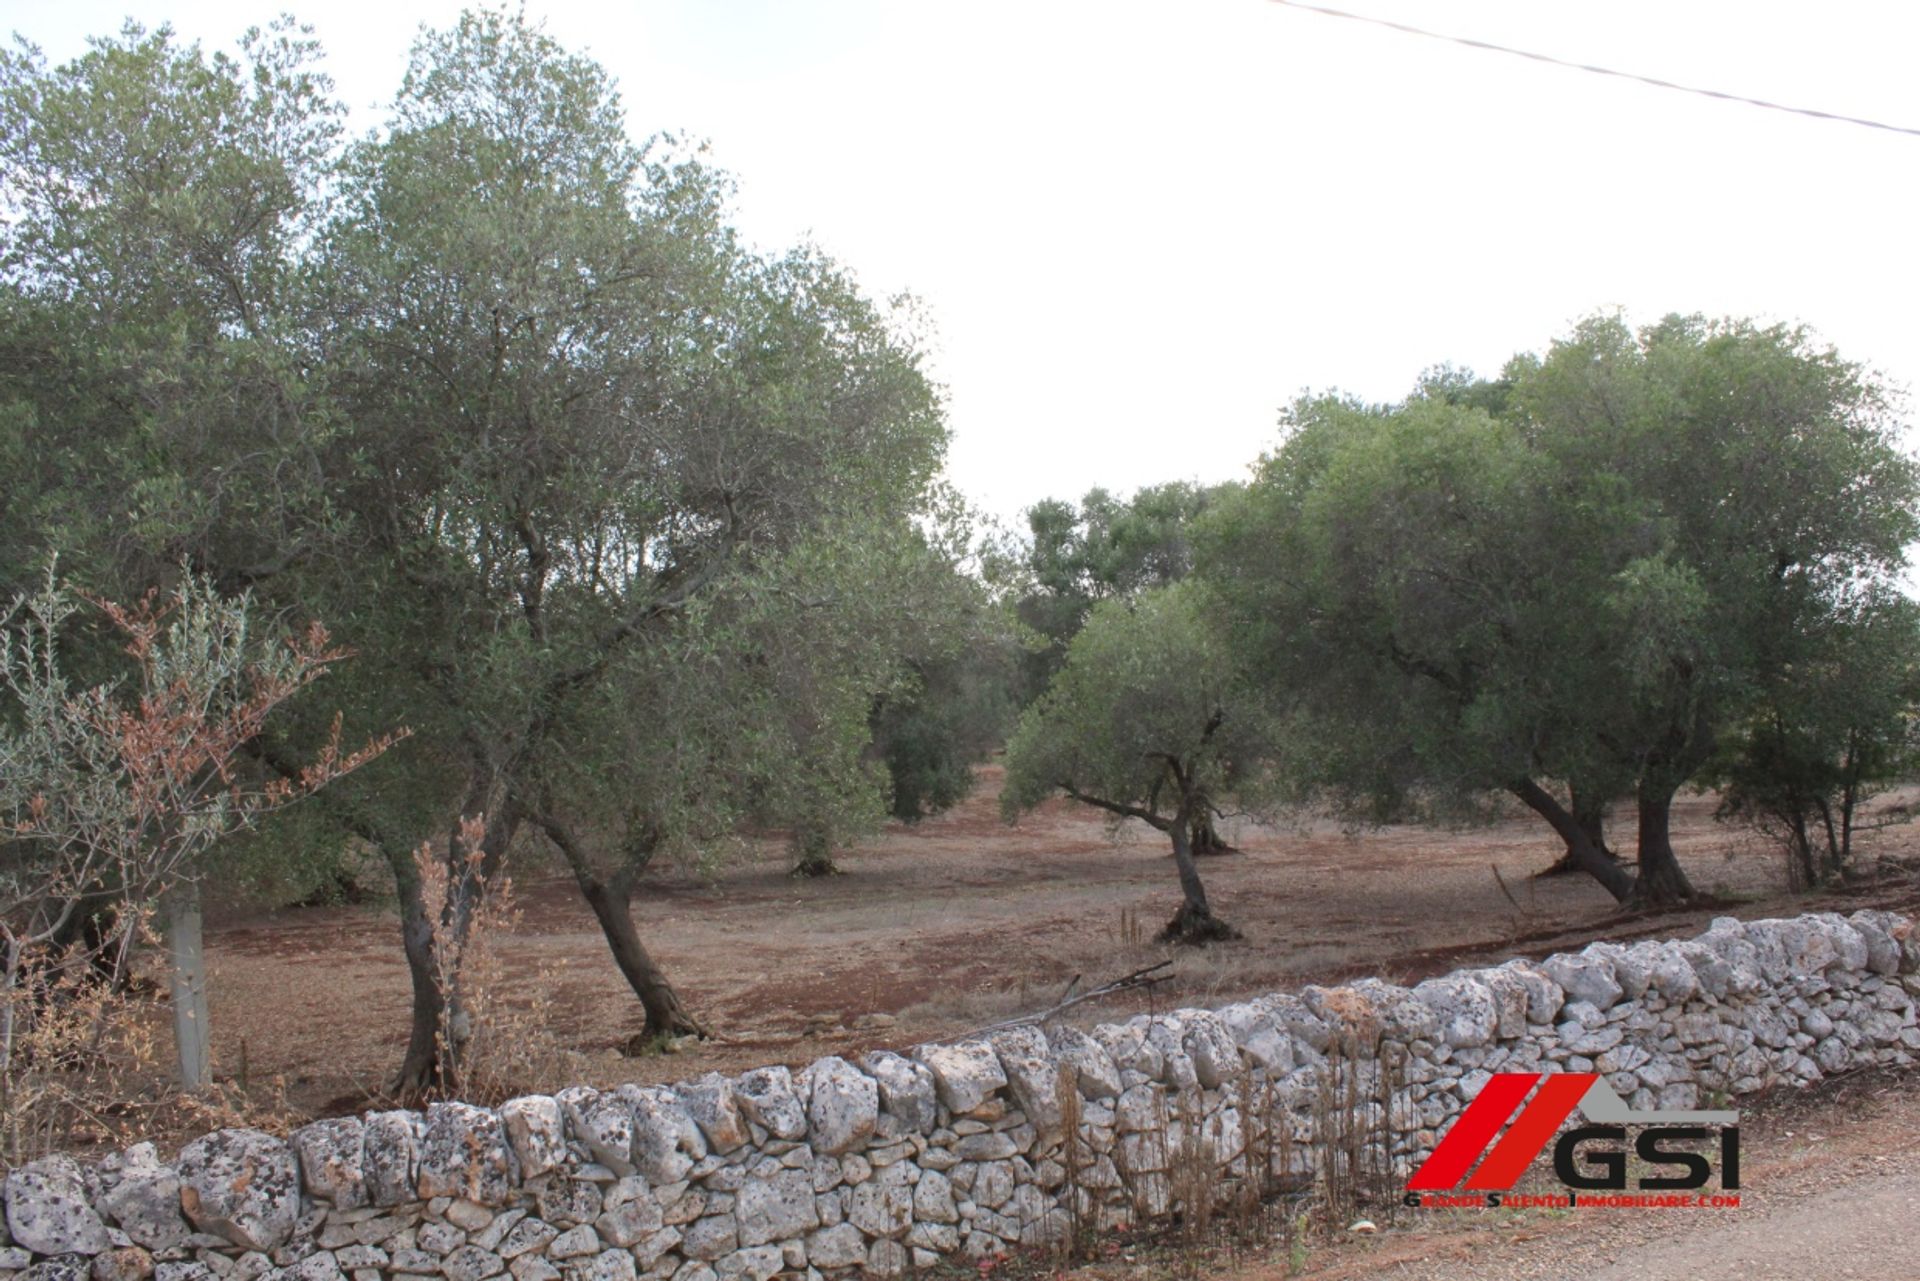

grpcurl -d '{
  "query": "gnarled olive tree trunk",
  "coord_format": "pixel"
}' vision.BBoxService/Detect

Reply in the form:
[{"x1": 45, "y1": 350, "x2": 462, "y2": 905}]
[
  {"x1": 1624, "y1": 732, "x2": 1706, "y2": 908},
  {"x1": 389, "y1": 786, "x2": 520, "y2": 1099},
  {"x1": 385, "y1": 840, "x2": 447, "y2": 1098},
  {"x1": 1188, "y1": 808, "x2": 1235, "y2": 856},
  {"x1": 1628, "y1": 787, "x2": 1697, "y2": 907},
  {"x1": 1538, "y1": 781, "x2": 1625, "y2": 878},
  {"x1": 531, "y1": 811, "x2": 708, "y2": 1048},
  {"x1": 1511, "y1": 779, "x2": 1634, "y2": 902},
  {"x1": 1160, "y1": 802, "x2": 1240, "y2": 945},
  {"x1": 788, "y1": 823, "x2": 840, "y2": 878}
]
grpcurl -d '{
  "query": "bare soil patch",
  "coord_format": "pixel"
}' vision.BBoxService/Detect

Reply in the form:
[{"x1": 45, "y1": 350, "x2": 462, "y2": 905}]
[{"x1": 197, "y1": 767, "x2": 1920, "y2": 1118}]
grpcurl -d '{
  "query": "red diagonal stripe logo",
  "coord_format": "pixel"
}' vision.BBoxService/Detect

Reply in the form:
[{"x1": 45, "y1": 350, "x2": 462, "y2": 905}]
[
  {"x1": 1463, "y1": 1072, "x2": 1597, "y2": 1190},
  {"x1": 1405, "y1": 1072, "x2": 1539, "y2": 1190}
]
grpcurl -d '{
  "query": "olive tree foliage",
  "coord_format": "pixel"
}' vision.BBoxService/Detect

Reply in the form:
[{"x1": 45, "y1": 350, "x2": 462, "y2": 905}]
[
  {"x1": 869, "y1": 632, "x2": 1019, "y2": 824},
  {"x1": 1202, "y1": 391, "x2": 1640, "y2": 894},
  {"x1": 0, "y1": 18, "x2": 343, "y2": 596},
  {"x1": 521, "y1": 531, "x2": 914, "y2": 1042},
  {"x1": 1010, "y1": 482, "x2": 1232, "y2": 702},
  {"x1": 1203, "y1": 313, "x2": 1919, "y2": 908},
  {"x1": 863, "y1": 490, "x2": 1022, "y2": 824},
  {"x1": 1001, "y1": 583, "x2": 1262, "y2": 943}
]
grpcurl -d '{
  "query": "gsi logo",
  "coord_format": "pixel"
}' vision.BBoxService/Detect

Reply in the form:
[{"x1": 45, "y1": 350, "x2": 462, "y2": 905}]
[{"x1": 1405, "y1": 1072, "x2": 1740, "y2": 1194}]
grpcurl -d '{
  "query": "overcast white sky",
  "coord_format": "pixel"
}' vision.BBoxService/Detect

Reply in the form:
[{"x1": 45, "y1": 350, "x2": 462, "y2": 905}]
[{"x1": 11, "y1": 0, "x2": 1920, "y2": 528}]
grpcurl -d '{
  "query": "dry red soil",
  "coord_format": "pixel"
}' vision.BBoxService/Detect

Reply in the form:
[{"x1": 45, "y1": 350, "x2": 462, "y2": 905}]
[{"x1": 198, "y1": 767, "x2": 1920, "y2": 1118}]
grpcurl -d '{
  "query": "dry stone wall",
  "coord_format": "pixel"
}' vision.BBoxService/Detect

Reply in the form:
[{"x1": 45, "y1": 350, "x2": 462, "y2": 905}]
[{"x1": 6, "y1": 909, "x2": 1919, "y2": 1281}]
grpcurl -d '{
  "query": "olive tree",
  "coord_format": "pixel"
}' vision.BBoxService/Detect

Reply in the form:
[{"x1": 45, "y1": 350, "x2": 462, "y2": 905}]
[
  {"x1": 1204, "y1": 314, "x2": 1918, "y2": 908},
  {"x1": 303, "y1": 11, "x2": 950, "y2": 1084},
  {"x1": 1012, "y1": 482, "x2": 1231, "y2": 697},
  {"x1": 1511, "y1": 315, "x2": 1918, "y2": 903},
  {"x1": 1202, "y1": 391, "x2": 1640, "y2": 895},
  {"x1": 1008, "y1": 481, "x2": 1240, "y2": 853},
  {"x1": 1001, "y1": 583, "x2": 1260, "y2": 943}
]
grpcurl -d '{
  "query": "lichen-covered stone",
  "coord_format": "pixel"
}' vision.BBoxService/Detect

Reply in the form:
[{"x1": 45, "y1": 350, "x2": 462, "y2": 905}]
[
  {"x1": 1633, "y1": 942, "x2": 1700, "y2": 1003},
  {"x1": 1412, "y1": 976, "x2": 1498, "y2": 1048},
  {"x1": 417, "y1": 1105, "x2": 512, "y2": 1206},
  {"x1": 1044, "y1": 1025, "x2": 1122, "y2": 1099},
  {"x1": 1676, "y1": 941, "x2": 1736, "y2": 999},
  {"x1": 1178, "y1": 1010, "x2": 1242, "y2": 1089},
  {"x1": 496, "y1": 1218, "x2": 558, "y2": 1260},
  {"x1": 846, "y1": 1183, "x2": 912, "y2": 1238},
  {"x1": 1494, "y1": 961, "x2": 1565, "y2": 1026},
  {"x1": 912, "y1": 1042, "x2": 1006, "y2": 1117},
  {"x1": 1344, "y1": 980, "x2": 1439, "y2": 1043},
  {"x1": 175, "y1": 1132, "x2": 300, "y2": 1253},
  {"x1": 629, "y1": 1226, "x2": 679, "y2": 1270},
  {"x1": 1463, "y1": 969, "x2": 1530, "y2": 1040},
  {"x1": 359, "y1": 1113, "x2": 420, "y2": 1208},
  {"x1": 1136, "y1": 1017, "x2": 1199, "y2": 1090},
  {"x1": 1265, "y1": 993, "x2": 1335, "y2": 1052},
  {"x1": 678, "y1": 1215, "x2": 734, "y2": 1263},
  {"x1": 98, "y1": 1153, "x2": 188, "y2": 1253},
  {"x1": 675, "y1": 1076, "x2": 748, "y2": 1155},
  {"x1": 802, "y1": 1058, "x2": 877, "y2": 1157},
  {"x1": 558, "y1": 1092, "x2": 634, "y2": 1177},
  {"x1": 859, "y1": 1053, "x2": 937, "y2": 1133},
  {"x1": 614, "y1": 1088, "x2": 704, "y2": 1186},
  {"x1": 1539, "y1": 953, "x2": 1623, "y2": 1012},
  {"x1": 290, "y1": 1119, "x2": 367, "y2": 1211},
  {"x1": 509, "y1": 1255, "x2": 560, "y2": 1281},
  {"x1": 568, "y1": 1248, "x2": 634, "y2": 1281},
  {"x1": 730, "y1": 1171, "x2": 816, "y2": 1249},
  {"x1": 708, "y1": 1244, "x2": 777, "y2": 1281},
  {"x1": 1849, "y1": 912, "x2": 1904, "y2": 976},
  {"x1": 1775, "y1": 917, "x2": 1838, "y2": 974},
  {"x1": 803, "y1": 1225, "x2": 864, "y2": 1271},
  {"x1": 7, "y1": 1156, "x2": 111, "y2": 1256},
  {"x1": 988, "y1": 1028, "x2": 1061, "y2": 1133},
  {"x1": 731, "y1": 1069, "x2": 804, "y2": 1142},
  {"x1": 911, "y1": 1171, "x2": 957, "y2": 1225},
  {"x1": 1804, "y1": 913, "x2": 1870, "y2": 972},
  {"x1": 544, "y1": 1226, "x2": 598, "y2": 1260},
  {"x1": 531, "y1": 1178, "x2": 601, "y2": 1229},
  {"x1": 865, "y1": 1237, "x2": 909, "y2": 1279},
  {"x1": 284, "y1": 1252, "x2": 343, "y2": 1281},
  {"x1": 1088, "y1": 1022, "x2": 1160, "y2": 1079},
  {"x1": 22, "y1": 1254, "x2": 91, "y2": 1281},
  {"x1": 497, "y1": 1099, "x2": 566, "y2": 1180},
  {"x1": 87, "y1": 1246, "x2": 152, "y2": 1281},
  {"x1": 440, "y1": 1244, "x2": 504, "y2": 1281},
  {"x1": 1583, "y1": 942, "x2": 1650, "y2": 1001}
]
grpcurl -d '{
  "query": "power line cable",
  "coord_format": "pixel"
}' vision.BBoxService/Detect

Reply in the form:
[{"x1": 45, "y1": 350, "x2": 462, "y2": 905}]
[{"x1": 1269, "y1": 0, "x2": 1920, "y2": 139}]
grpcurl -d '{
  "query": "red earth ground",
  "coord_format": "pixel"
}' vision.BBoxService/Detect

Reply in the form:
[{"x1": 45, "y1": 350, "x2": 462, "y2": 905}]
[{"x1": 195, "y1": 766, "x2": 1920, "y2": 1120}]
